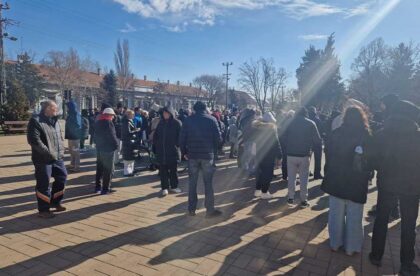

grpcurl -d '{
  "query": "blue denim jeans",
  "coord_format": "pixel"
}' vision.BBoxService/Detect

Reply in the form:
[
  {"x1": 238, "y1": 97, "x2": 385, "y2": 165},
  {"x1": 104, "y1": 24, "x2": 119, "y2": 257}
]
[
  {"x1": 328, "y1": 195, "x2": 364, "y2": 254},
  {"x1": 188, "y1": 159, "x2": 215, "y2": 213}
]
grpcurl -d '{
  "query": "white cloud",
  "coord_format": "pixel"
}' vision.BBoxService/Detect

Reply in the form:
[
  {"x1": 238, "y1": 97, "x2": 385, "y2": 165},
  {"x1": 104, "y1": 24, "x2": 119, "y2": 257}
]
[
  {"x1": 120, "y1": 22, "x2": 137, "y2": 33},
  {"x1": 298, "y1": 34, "x2": 329, "y2": 41},
  {"x1": 112, "y1": 0, "x2": 374, "y2": 31}
]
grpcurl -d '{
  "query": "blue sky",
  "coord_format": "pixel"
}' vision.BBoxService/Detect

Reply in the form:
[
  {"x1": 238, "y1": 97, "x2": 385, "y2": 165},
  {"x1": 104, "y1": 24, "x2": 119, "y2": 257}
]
[{"x1": 4, "y1": 0, "x2": 420, "y2": 88}]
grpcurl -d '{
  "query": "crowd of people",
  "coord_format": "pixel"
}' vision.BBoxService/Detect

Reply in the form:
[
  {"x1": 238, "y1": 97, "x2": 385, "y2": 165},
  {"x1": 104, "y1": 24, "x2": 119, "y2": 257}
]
[{"x1": 26, "y1": 94, "x2": 420, "y2": 275}]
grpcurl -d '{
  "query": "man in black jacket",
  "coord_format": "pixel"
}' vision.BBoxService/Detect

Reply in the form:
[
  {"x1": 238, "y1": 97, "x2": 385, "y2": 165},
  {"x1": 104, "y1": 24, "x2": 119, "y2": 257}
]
[
  {"x1": 308, "y1": 106, "x2": 324, "y2": 179},
  {"x1": 180, "y1": 101, "x2": 222, "y2": 217},
  {"x1": 94, "y1": 108, "x2": 119, "y2": 194},
  {"x1": 154, "y1": 106, "x2": 182, "y2": 196},
  {"x1": 27, "y1": 100, "x2": 67, "y2": 218},
  {"x1": 284, "y1": 108, "x2": 321, "y2": 208},
  {"x1": 369, "y1": 100, "x2": 420, "y2": 275}
]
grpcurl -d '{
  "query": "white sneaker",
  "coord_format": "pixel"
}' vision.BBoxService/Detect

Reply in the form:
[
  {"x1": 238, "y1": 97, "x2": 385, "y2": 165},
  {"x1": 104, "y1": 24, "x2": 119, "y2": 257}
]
[
  {"x1": 170, "y1": 188, "x2": 182, "y2": 193},
  {"x1": 254, "y1": 190, "x2": 262, "y2": 197},
  {"x1": 261, "y1": 192, "x2": 273, "y2": 199},
  {"x1": 161, "y1": 189, "x2": 169, "y2": 196}
]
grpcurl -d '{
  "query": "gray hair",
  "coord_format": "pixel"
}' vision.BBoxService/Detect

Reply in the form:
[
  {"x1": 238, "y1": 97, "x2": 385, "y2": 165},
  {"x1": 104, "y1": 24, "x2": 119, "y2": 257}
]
[{"x1": 40, "y1": 100, "x2": 57, "y2": 112}]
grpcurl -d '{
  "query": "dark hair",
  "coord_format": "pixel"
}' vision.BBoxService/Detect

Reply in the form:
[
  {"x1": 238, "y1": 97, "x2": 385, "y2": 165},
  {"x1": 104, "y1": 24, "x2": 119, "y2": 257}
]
[
  {"x1": 81, "y1": 109, "x2": 89, "y2": 117},
  {"x1": 296, "y1": 107, "x2": 308, "y2": 118},
  {"x1": 117, "y1": 102, "x2": 123, "y2": 109},
  {"x1": 343, "y1": 106, "x2": 370, "y2": 131},
  {"x1": 193, "y1": 101, "x2": 207, "y2": 112}
]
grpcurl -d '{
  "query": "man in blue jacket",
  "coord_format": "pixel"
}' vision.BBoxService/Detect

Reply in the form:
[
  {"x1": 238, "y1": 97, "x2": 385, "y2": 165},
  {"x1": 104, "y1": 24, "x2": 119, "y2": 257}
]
[{"x1": 180, "y1": 101, "x2": 222, "y2": 217}]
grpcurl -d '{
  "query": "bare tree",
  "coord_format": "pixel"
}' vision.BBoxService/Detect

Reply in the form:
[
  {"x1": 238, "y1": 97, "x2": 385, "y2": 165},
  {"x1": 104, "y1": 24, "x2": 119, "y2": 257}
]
[
  {"x1": 41, "y1": 48, "x2": 82, "y2": 93},
  {"x1": 269, "y1": 67, "x2": 288, "y2": 110},
  {"x1": 239, "y1": 58, "x2": 284, "y2": 111},
  {"x1": 114, "y1": 39, "x2": 134, "y2": 92},
  {"x1": 350, "y1": 38, "x2": 389, "y2": 108},
  {"x1": 193, "y1": 74, "x2": 224, "y2": 109}
]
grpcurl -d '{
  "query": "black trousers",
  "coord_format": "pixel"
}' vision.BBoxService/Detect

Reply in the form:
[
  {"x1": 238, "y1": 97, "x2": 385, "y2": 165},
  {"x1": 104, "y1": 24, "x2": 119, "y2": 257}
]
[
  {"x1": 313, "y1": 143, "x2": 322, "y2": 177},
  {"x1": 371, "y1": 190, "x2": 419, "y2": 266},
  {"x1": 159, "y1": 163, "x2": 179, "y2": 190},
  {"x1": 256, "y1": 160, "x2": 275, "y2": 193},
  {"x1": 34, "y1": 160, "x2": 67, "y2": 212},
  {"x1": 95, "y1": 151, "x2": 114, "y2": 191}
]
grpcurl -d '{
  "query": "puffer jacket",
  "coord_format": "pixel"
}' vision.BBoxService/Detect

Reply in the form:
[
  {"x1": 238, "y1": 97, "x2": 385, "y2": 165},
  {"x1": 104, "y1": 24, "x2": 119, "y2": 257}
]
[
  {"x1": 27, "y1": 113, "x2": 65, "y2": 164},
  {"x1": 154, "y1": 107, "x2": 182, "y2": 165},
  {"x1": 179, "y1": 111, "x2": 222, "y2": 160},
  {"x1": 284, "y1": 115, "x2": 321, "y2": 157},
  {"x1": 321, "y1": 126, "x2": 372, "y2": 204}
]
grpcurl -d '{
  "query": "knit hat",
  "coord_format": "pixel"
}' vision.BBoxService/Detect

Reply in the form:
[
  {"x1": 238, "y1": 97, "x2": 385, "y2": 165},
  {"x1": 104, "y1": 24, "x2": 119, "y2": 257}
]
[
  {"x1": 262, "y1": 112, "x2": 277, "y2": 123},
  {"x1": 103, "y1": 108, "x2": 116, "y2": 115}
]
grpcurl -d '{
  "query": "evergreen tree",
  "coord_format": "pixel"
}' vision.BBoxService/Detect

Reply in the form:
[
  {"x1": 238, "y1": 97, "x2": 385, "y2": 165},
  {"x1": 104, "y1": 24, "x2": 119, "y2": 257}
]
[
  {"x1": 0, "y1": 79, "x2": 30, "y2": 122},
  {"x1": 386, "y1": 42, "x2": 417, "y2": 98},
  {"x1": 7, "y1": 52, "x2": 45, "y2": 107},
  {"x1": 101, "y1": 70, "x2": 118, "y2": 107},
  {"x1": 296, "y1": 33, "x2": 345, "y2": 112}
]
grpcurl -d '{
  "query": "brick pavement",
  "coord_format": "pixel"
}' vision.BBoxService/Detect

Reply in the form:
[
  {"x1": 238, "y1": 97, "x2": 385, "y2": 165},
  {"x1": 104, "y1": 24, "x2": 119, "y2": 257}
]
[{"x1": 0, "y1": 134, "x2": 418, "y2": 275}]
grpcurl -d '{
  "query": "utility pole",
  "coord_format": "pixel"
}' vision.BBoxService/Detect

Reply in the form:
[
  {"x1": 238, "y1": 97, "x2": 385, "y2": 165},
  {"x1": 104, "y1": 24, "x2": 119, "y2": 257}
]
[
  {"x1": 0, "y1": 0, "x2": 17, "y2": 105},
  {"x1": 222, "y1": 62, "x2": 233, "y2": 110}
]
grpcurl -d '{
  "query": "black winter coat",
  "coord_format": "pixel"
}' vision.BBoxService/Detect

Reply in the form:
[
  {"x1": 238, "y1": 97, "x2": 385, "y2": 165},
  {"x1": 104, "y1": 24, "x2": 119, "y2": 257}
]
[
  {"x1": 179, "y1": 112, "x2": 222, "y2": 160},
  {"x1": 284, "y1": 115, "x2": 321, "y2": 157},
  {"x1": 121, "y1": 117, "x2": 138, "y2": 161},
  {"x1": 321, "y1": 126, "x2": 372, "y2": 204},
  {"x1": 27, "y1": 114, "x2": 65, "y2": 164},
  {"x1": 94, "y1": 118, "x2": 119, "y2": 152},
  {"x1": 253, "y1": 120, "x2": 282, "y2": 167},
  {"x1": 154, "y1": 117, "x2": 182, "y2": 165},
  {"x1": 369, "y1": 116, "x2": 420, "y2": 196}
]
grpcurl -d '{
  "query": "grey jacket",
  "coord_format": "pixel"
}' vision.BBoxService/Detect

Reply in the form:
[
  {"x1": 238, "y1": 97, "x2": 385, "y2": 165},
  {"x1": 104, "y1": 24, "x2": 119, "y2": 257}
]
[{"x1": 27, "y1": 113, "x2": 65, "y2": 164}]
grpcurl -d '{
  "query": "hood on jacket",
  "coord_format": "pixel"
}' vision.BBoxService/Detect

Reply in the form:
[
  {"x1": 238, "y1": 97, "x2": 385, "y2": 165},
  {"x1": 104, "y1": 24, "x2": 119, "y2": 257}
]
[
  {"x1": 67, "y1": 101, "x2": 78, "y2": 114},
  {"x1": 390, "y1": 100, "x2": 419, "y2": 122},
  {"x1": 162, "y1": 106, "x2": 175, "y2": 118},
  {"x1": 262, "y1": 112, "x2": 277, "y2": 123}
]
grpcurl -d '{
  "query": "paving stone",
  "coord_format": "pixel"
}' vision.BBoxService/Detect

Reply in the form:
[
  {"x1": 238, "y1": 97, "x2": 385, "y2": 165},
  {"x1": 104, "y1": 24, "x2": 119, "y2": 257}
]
[{"x1": 0, "y1": 135, "x2": 418, "y2": 275}]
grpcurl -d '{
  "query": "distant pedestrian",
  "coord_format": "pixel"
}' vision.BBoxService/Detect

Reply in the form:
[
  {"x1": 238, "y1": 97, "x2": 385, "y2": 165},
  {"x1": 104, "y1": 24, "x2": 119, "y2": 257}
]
[
  {"x1": 308, "y1": 106, "x2": 324, "y2": 180},
  {"x1": 65, "y1": 100, "x2": 82, "y2": 172},
  {"x1": 253, "y1": 112, "x2": 282, "y2": 199},
  {"x1": 80, "y1": 109, "x2": 90, "y2": 151},
  {"x1": 227, "y1": 116, "x2": 239, "y2": 159},
  {"x1": 321, "y1": 106, "x2": 372, "y2": 256},
  {"x1": 121, "y1": 110, "x2": 141, "y2": 177},
  {"x1": 94, "y1": 108, "x2": 119, "y2": 195},
  {"x1": 27, "y1": 100, "x2": 67, "y2": 218},
  {"x1": 154, "y1": 106, "x2": 182, "y2": 196},
  {"x1": 114, "y1": 102, "x2": 124, "y2": 165},
  {"x1": 284, "y1": 108, "x2": 321, "y2": 208},
  {"x1": 180, "y1": 101, "x2": 223, "y2": 217}
]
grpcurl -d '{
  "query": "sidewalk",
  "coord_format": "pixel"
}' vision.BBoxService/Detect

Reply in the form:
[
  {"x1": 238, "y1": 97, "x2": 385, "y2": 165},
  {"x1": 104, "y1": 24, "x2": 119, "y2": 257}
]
[{"x1": 0, "y1": 134, "x2": 416, "y2": 275}]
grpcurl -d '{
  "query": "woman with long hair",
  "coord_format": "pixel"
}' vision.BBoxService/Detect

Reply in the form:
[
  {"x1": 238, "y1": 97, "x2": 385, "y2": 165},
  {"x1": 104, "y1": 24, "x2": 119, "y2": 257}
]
[{"x1": 321, "y1": 106, "x2": 372, "y2": 256}]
